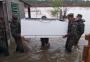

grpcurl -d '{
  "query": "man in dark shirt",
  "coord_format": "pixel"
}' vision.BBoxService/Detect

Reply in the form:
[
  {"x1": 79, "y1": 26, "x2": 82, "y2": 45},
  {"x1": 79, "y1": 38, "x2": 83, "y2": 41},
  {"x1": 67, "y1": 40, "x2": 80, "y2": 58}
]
[
  {"x1": 10, "y1": 16, "x2": 24, "y2": 52},
  {"x1": 74, "y1": 14, "x2": 85, "y2": 48},
  {"x1": 63, "y1": 13, "x2": 77, "y2": 52}
]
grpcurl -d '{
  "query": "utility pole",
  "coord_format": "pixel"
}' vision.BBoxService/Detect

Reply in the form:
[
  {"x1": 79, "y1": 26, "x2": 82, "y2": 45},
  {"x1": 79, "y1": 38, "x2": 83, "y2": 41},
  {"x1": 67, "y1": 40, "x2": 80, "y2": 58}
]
[
  {"x1": 0, "y1": 0, "x2": 11, "y2": 56},
  {"x1": 3, "y1": 0, "x2": 11, "y2": 49}
]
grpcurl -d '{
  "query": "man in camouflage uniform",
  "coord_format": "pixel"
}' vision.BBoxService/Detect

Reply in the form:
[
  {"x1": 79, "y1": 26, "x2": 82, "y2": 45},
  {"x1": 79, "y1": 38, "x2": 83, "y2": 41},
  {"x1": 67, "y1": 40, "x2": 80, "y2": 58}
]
[
  {"x1": 10, "y1": 16, "x2": 24, "y2": 52},
  {"x1": 73, "y1": 14, "x2": 85, "y2": 48},
  {"x1": 63, "y1": 13, "x2": 78, "y2": 53},
  {"x1": 0, "y1": 17, "x2": 9, "y2": 56}
]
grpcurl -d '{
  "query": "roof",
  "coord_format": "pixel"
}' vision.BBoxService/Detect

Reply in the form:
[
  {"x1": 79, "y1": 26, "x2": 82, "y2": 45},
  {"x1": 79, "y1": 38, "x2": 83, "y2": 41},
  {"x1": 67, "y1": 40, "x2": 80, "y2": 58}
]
[{"x1": 20, "y1": 0, "x2": 90, "y2": 7}]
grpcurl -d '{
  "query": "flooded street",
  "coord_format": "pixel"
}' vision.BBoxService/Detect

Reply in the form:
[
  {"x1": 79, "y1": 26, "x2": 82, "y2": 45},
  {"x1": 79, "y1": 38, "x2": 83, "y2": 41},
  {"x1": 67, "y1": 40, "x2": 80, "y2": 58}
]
[{"x1": 0, "y1": 37, "x2": 87, "y2": 62}]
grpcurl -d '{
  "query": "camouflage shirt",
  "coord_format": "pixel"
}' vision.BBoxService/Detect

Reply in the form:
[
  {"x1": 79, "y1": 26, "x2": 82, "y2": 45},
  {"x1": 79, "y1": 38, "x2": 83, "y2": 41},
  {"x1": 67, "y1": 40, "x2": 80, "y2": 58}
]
[
  {"x1": 67, "y1": 20, "x2": 78, "y2": 37},
  {"x1": 10, "y1": 21, "x2": 21, "y2": 36}
]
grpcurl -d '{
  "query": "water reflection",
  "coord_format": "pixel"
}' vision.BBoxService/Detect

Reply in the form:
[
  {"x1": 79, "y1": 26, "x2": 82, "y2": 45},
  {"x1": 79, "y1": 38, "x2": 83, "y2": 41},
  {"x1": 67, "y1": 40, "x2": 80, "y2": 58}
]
[{"x1": 0, "y1": 38, "x2": 85, "y2": 62}]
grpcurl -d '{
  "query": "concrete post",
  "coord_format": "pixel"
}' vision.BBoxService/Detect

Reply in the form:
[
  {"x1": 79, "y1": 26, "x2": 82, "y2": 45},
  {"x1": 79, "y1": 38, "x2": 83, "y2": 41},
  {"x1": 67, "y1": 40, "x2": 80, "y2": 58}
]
[{"x1": 28, "y1": 6, "x2": 31, "y2": 18}]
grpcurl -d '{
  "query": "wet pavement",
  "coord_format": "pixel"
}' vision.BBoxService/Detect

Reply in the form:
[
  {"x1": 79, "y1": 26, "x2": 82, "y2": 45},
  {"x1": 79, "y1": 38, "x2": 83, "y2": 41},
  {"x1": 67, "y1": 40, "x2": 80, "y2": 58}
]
[{"x1": 0, "y1": 37, "x2": 87, "y2": 62}]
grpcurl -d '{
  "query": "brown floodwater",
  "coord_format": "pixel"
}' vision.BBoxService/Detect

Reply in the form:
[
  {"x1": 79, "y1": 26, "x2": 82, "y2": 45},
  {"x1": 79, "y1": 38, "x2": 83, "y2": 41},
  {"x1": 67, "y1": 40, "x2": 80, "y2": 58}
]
[{"x1": 0, "y1": 37, "x2": 87, "y2": 62}]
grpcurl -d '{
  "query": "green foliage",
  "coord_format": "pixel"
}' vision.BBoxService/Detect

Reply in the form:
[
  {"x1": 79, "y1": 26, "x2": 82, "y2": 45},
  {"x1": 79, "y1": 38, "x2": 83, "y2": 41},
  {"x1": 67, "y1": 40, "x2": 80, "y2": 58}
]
[
  {"x1": 25, "y1": 0, "x2": 47, "y2": 3},
  {"x1": 51, "y1": 0, "x2": 63, "y2": 7},
  {"x1": 51, "y1": 0, "x2": 63, "y2": 17},
  {"x1": 50, "y1": 8, "x2": 59, "y2": 16}
]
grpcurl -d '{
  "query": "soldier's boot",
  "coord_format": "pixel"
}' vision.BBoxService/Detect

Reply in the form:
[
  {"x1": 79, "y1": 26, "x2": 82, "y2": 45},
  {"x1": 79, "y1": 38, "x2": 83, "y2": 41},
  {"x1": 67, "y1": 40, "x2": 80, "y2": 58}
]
[
  {"x1": 65, "y1": 44, "x2": 72, "y2": 53},
  {"x1": 74, "y1": 42, "x2": 79, "y2": 49},
  {"x1": 16, "y1": 38, "x2": 24, "y2": 53},
  {"x1": 65, "y1": 48, "x2": 72, "y2": 53},
  {"x1": 65, "y1": 42, "x2": 69, "y2": 51}
]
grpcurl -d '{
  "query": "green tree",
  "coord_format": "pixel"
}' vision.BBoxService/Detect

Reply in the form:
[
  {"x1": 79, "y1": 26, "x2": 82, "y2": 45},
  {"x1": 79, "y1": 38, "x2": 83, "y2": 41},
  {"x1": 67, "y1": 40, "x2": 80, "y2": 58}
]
[{"x1": 50, "y1": 0, "x2": 63, "y2": 19}]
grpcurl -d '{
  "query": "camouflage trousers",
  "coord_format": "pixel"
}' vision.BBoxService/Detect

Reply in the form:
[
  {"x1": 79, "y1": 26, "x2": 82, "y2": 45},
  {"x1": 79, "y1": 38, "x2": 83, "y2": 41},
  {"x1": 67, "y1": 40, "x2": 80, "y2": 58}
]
[
  {"x1": 73, "y1": 34, "x2": 82, "y2": 46},
  {"x1": 65, "y1": 34, "x2": 80, "y2": 52},
  {"x1": 12, "y1": 35, "x2": 24, "y2": 52}
]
